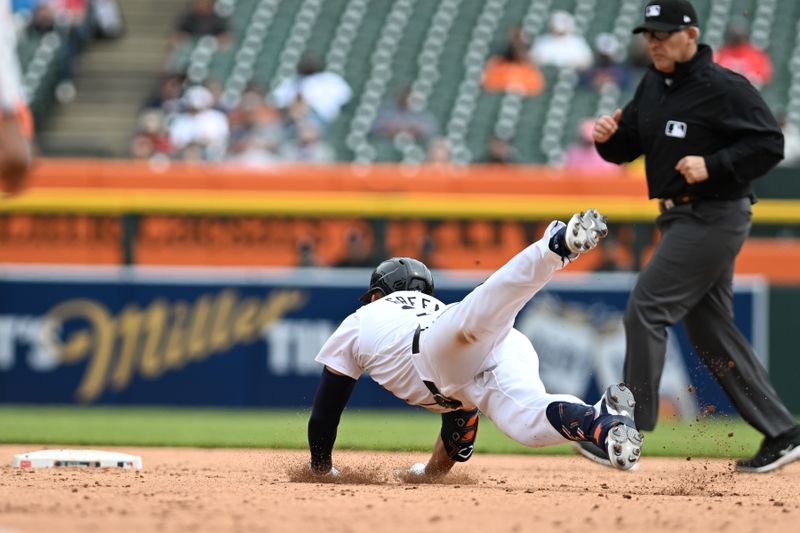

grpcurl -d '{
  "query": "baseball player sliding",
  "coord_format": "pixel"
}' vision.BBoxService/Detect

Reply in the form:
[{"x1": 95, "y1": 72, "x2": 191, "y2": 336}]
[{"x1": 308, "y1": 210, "x2": 643, "y2": 478}]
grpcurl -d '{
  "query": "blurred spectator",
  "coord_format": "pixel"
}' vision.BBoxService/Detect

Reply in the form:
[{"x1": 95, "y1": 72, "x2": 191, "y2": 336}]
[
  {"x1": 202, "y1": 77, "x2": 233, "y2": 114},
  {"x1": 27, "y1": 2, "x2": 75, "y2": 102},
  {"x1": 130, "y1": 109, "x2": 171, "y2": 160},
  {"x1": 426, "y1": 136, "x2": 452, "y2": 164},
  {"x1": 27, "y1": 2, "x2": 54, "y2": 35},
  {"x1": 168, "y1": 85, "x2": 229, "y2": 160},
  {"x1": 478, "y1": 135, "x2": 518, "y2": 164},
  {"x1": 242, "y1": 81, "x2": 267, "y2": 98},
  {"x1": 531, "y1": 11, "x2": 593, "y2": 71},
  {"x1": 371, "y1": 86, "x2": 438, "y2": 145},
  {"x1": 172, "y1": 0, "x2": 229, "y2": 42},
  {"x1": 11, "y1": 0, "x2": 39, "y2": 13},
  {"x1": 50, "y1": 0, "x2": 88, "y2": 25},
  {"x1": 281, "y1": 120, "x2": 335, "y2": 162},
  {"x1": 143, "y1": 73, "x2": 185, "y2": 115},
  {"x1": 483, "y1": 26, "x2": 545, "y2": 96},
  {"x1": 627, "y1": 34, "x2": 651, "y2": 74},
  {"x1": 282, "y1": 93, "x2": 324, "y2": 135},
  {"x1": 336, "y1": 227, "x2": 374, "y2": 267},
  {"x1": 28, "y1": 0, "x2": 95, "y2": 103},
  {"x1": 226, "y1": 93, "x2": 285, "y2": 165},
  {"x1": 226, "y1": 83, "x2": 268, "y2": 124},
  {"x1": 297, "y1": 238, "x2": 320, "y2": 267},
  {"x1": 782, "y1": 123, "x2": 800, "y2": 167},
  {"x1": 715, "y1": 16, "x2": 773, "y2": 88},
  {"x1": 90, "y1": 0, "x2": 124, "y2": 39},
  {"x1": 271, "y1": 54, "x2": 352, "y2": 124},
  {"x1": 777, "y1": 112, "x2": 800, "y2": 167},
  {"x1": 278, "y1": 92, "x2": 335, "y2": 161},
  {"x1": 581, "y1": 33, "x2": 633, "y2": 92},
  {"x1": 563, "y1": 119, "x2": 619, "y2": 173}
]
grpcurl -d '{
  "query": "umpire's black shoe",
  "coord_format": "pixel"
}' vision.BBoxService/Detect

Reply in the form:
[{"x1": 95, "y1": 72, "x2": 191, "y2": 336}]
[
  {"x1": 574, "y1": 383, "x2": 642, "y2": 470},
  {"x1": 736, "y1": 426, "x2": 800, "y2": 473}
]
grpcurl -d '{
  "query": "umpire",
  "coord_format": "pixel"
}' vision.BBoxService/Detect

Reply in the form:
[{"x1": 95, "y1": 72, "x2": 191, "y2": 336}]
[{"x1": 592, "y1": 0, "x2": 800, "y2": 473}]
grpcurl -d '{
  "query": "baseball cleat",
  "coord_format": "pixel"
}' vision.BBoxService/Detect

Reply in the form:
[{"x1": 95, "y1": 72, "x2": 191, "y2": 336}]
[
  {"x1": 605, "y1": 423, "x2": 644, "y2": 471},
  {"x1": 574, "y1": 439, "x2": 614, "y2": 467},
  {"x1": 735, "y1": 426, "x2": 800, "y2": 473},
  {"x1": 599, "y1": 382, "x2": 636, "y2": 418},
  {"x1": 565, "y1": 208, "x2": 608, "y2": 255},
  {"x1": 574, "y1": 383, "x2": 643, "y2": 471},
  {"x1": 309, "y1": 464, "x2": 341, "y2": 477}
]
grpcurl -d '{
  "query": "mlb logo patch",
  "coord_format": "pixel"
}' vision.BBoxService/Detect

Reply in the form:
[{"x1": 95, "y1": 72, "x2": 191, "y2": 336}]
[
  {"x1": 665, "y1": 120, "x2": 687, "y2": 138},
  {"x1": 646, "y1": 5, "x2": 661, "y2": 17}
]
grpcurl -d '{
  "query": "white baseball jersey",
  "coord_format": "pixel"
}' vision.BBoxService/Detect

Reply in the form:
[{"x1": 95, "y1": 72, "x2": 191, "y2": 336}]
[
  {"x1": 316, "y1": 292, "x2": 454, "y2": 413},
  {"x1": 0, "y1": 0, "x2": 24, "y2": 112},
  {"x1": 316, "y1": 221, "x2": 600, "y2": 448}
]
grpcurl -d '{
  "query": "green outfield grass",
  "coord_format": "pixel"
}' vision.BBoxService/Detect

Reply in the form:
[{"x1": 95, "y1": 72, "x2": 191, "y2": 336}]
[{"x1": 0, "y1": 406, "x2": 792, "y2": 459}]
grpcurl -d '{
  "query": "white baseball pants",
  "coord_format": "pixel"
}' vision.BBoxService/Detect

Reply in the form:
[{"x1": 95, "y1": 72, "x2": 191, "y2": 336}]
[{"x1": 415, "y1": 221, "x2": 597, "y2": 447}]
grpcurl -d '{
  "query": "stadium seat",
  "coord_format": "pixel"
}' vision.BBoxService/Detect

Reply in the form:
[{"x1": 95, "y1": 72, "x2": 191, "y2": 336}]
[
  {"x1": 48, "y1": 0, "x2": 798, "y2": 164},
  {"x1": 17, "y1": 30, "x2": 65, "y2": 123}
]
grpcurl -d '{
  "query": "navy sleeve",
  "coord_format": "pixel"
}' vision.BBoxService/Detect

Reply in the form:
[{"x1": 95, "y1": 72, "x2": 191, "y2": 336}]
[{"x1": 307, "y1": 367, "x2": 357, "y2": 473}]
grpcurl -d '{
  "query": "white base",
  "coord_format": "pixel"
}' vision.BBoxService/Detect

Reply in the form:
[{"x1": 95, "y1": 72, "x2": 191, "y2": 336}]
[{"x1": 12, "y1": 449, "x2": 142, "y2": 470}]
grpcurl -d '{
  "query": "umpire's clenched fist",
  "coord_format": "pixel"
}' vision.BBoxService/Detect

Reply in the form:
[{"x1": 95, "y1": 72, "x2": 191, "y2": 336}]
[
  {"x1": 675, "y1": 155, "x2": 709, "y2": 184},
  {"x1": 593, "y1": 108, "x2": 622, "y2": 143}
]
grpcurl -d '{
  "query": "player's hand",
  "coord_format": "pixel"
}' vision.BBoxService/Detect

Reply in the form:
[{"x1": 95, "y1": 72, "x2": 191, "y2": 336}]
[
  {"x1": 407, "y1": 462, "x2": 427, "y2": 477},
  {"x1": 593, "y1": 108, "x2": 622, "y2": 143},
  {"x1": 394, "y1": 462, "x2": 437, "y2": 482},
  {"x1": 675, "y1": 156, "x2": 709, "y2": 184}
]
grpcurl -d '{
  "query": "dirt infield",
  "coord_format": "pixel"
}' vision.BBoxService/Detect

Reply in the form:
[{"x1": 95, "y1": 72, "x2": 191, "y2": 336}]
[{"x1": 0, "y1": 445, "x2": 797, "y2": 533}]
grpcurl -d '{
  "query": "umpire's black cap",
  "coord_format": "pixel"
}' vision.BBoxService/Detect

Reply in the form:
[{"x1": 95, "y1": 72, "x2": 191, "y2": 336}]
[{"x1": 633, "y1": 0, "x2": 699, "y2": 34}]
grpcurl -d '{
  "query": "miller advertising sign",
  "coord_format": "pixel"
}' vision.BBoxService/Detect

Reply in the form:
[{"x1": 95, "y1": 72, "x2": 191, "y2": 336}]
[{"x1": 0, "y1": 266, "x2": 767, "y2": 415}]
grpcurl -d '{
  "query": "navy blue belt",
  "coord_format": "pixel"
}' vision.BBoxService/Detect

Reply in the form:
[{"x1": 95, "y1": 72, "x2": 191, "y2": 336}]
[
  {"x1": 412, "y1": 325, "x2": 422, "y2": 354},
  {"x1": 411, "y1": 325, "x2": 462, "y2": 409}
]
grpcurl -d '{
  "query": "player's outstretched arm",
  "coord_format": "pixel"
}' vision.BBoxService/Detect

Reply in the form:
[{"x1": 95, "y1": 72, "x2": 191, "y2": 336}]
[
  {"x1": 399, "y1": 432, "x2": 456, "y2": 480},
  {"x1": 307, "y1": 366, "x2": 356, "y2": 475},
  {"x1": 426, "y1": 435, "x2": 457, "y2": 475},
  {"x1": 402, "y1": 409, "x2": 479, "y2": 480}
]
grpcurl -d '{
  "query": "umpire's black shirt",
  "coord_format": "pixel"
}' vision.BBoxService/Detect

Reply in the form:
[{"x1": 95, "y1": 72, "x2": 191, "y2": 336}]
[{"x1": 596, "y1": 44, "x2": 784, "y2": 201}]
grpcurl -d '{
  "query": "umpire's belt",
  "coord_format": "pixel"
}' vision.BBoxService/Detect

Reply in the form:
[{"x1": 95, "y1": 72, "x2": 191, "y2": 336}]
[
  {"x1": 659, "y1": 194, "x2": 698, "y2": 212},
  {"x1": 411, "y1": 325, "x2": 463, "y2": 409}
]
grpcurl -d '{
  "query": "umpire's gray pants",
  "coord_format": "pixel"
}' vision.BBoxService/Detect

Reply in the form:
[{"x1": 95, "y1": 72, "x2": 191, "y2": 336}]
[{"x1": 623, "y1": 198, "x2": 797, "y2": 436}]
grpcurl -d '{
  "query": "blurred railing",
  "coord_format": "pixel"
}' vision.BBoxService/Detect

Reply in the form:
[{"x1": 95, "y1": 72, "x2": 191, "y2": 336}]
[{"x1": 2, "y1": 159, "x2": 800, "y2": 282}]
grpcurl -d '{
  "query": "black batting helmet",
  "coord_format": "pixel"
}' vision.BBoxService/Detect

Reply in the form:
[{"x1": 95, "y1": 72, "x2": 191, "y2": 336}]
[{"x1": 358, "y1": 257, "x2": 434, "y2": 303}]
